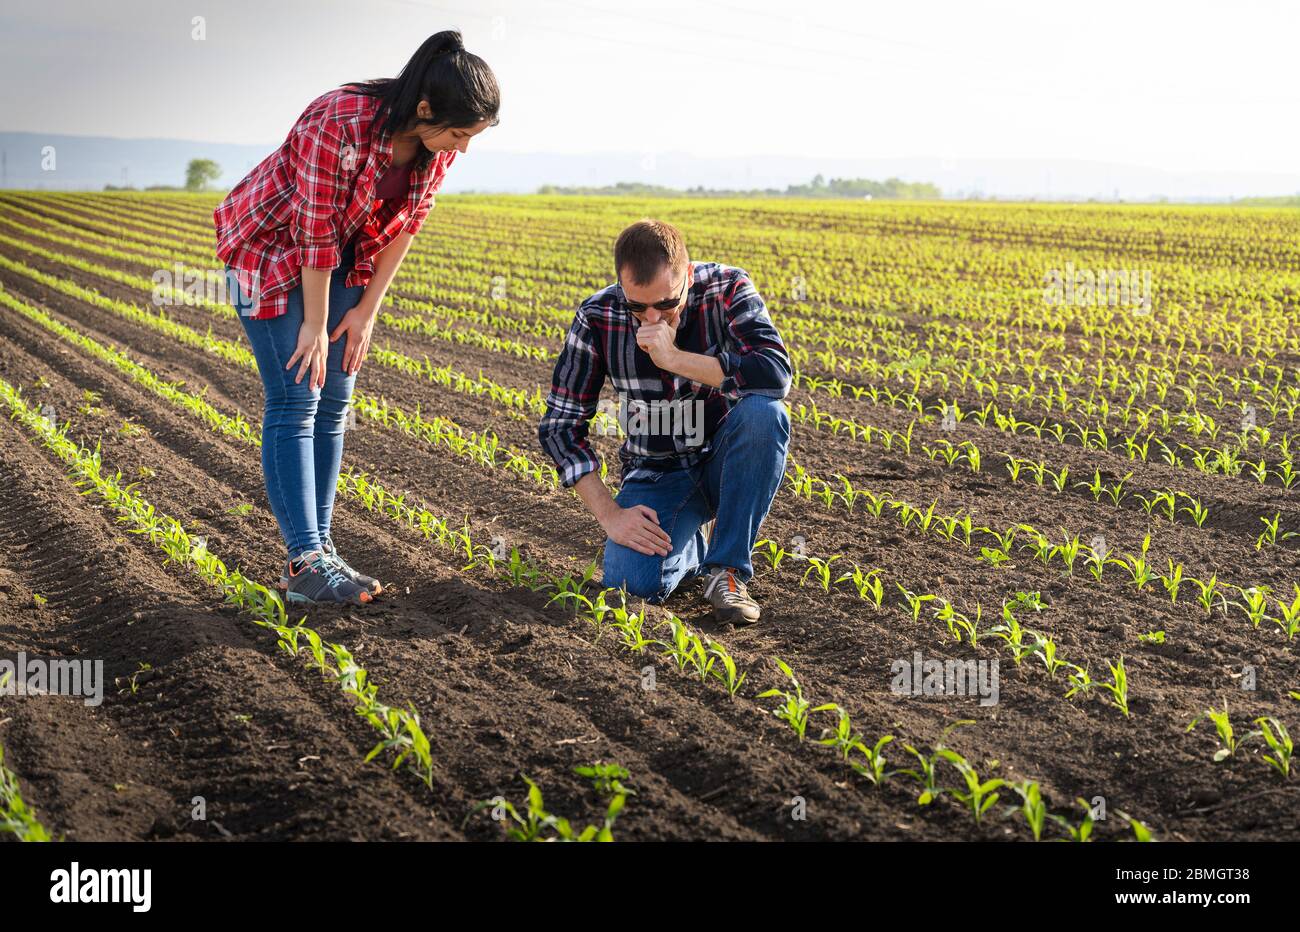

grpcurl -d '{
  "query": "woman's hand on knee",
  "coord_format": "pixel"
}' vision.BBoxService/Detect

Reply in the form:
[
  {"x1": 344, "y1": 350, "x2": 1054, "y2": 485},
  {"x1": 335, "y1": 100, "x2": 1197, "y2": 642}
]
[
  {"x1": 287, "y1": 323, "x2": 329, "y2": 390},
  {"x1": 602, "y1": 504, "x2": 672, "y2": 556}
]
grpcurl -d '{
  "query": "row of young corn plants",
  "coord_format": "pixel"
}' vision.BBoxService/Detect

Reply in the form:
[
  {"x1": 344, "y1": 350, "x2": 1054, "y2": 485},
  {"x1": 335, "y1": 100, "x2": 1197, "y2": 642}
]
[
  {"x1": 0, "y1": 263, "x2": 580, "y2": 492},
  {"x1": 0, "y1": 376, "x2": 437, "y2": 789},
  {"x1": 12, "y1": 192, "x2": 1298, "y2": 389},
  {"x1": 0, "y1": 224, "x2": 559, "y2": 365},
  {"x1": 793, "y1": 338, "x2": 1300, "y2": 430},
  {"x1": 466, "y1": 763, "x2": 633, "y2": 841},
  {"x1": 790, "y1": 400, "x2": 1295, "y2": 544},
  {"x1": 790, "y1": 371, "x2": 1298, "y2": 490},
  {"x1": 0, "y1": 726, "x2": 51, "y2": 841},
  {"x1": 1186, "y1": 703, "x2": 1295, "y2": 778},
  {"x1": 337, "y1": 466, "x2": 1151, "y2": 838},
  {"x1": 20, "y1": 197, "x2": 1292, "y2": 489},
  {"x1": 757, "y1": 659, "x2": 1152, "y2": 839},
  {"x1": 0, "y1": 297, "x2": 736, "y2": 737},
  {"x1": 754, "y1": 540, "x2": 1133, "y2": 716},
  {"x1": 784, "y1": 459, "x2": 1300, "y2": 641}
]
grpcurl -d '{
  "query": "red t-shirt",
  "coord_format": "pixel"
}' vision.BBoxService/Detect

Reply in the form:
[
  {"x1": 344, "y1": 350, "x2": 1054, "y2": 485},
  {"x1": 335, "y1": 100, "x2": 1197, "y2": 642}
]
[
  {"x1": 213, "y1": 88, "x2": 456, "y2": 319},
  {"x1": 375, "y1": 161, "x2": 412, "y2": 201}
]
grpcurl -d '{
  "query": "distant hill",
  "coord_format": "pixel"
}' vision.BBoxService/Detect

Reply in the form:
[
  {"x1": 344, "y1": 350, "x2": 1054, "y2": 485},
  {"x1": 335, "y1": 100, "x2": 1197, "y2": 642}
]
[
  {"x1": 4, "y1": 131, "x2": 1300, "y2": 202},
  {"x1": 0, "y1": 131, "x2": 275, "y2": 190}
]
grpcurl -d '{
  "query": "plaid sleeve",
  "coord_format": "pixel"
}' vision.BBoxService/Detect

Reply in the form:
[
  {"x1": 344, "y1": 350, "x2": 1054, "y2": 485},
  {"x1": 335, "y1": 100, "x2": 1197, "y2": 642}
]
[
  {"x1": 290, "y1": 104, "x2": 350, "y2": 270},
  {"x1": 405, "y1": 150, "x2": 457, "y2": 235},
  {"x1": 538, "y1": 305, "x2": 606, "y2": 489},
  {"x1": 716, "y1": 268, "x2": 793, "y2": 398}
]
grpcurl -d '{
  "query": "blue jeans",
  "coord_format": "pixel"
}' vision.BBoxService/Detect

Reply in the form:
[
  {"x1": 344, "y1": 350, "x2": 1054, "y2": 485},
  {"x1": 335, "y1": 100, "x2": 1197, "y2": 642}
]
[
  {"x1": 602, "y1": 393, "x2": 790, "y2": 603},
  {"x1": 229, "y1": 251, "x2": 363, "y2": 560}
]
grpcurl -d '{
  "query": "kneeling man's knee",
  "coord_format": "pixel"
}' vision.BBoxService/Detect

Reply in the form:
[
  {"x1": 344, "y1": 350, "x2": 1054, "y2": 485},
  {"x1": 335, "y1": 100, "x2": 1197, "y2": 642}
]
[
  {"x1": 731, "y1": 394, "x2": 789, "y2": 438},
  {"x1": 602, "y1": 544, "x2": 662, "y2": 601}
]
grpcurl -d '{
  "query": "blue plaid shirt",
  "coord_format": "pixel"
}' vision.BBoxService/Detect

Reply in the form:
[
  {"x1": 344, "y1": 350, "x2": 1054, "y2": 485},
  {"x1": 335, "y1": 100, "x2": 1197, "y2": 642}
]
[{"x1": 538, "y1": 262, "x2": 792, "y2": 488}]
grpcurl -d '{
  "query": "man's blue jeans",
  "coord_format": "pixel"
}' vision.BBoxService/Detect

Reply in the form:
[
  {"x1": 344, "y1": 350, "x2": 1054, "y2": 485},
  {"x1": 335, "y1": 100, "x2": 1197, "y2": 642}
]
[
  {"x1": 229, "y1": 257, "x2": 363, "y2": 560},
  {"x1": 602, "y1": 393, "x2": 790, "y2": 603}
]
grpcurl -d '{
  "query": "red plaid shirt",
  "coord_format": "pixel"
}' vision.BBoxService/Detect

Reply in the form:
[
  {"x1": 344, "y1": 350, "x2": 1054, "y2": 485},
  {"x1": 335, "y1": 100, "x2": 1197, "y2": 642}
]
[{"x1": 214, "y1": 87, "x2": 457, "y2": 319}]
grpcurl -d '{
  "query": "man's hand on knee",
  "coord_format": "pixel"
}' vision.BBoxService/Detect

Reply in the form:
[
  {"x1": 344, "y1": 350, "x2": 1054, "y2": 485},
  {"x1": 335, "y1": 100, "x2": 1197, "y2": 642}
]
[{"x1": 602, "y1": 504, "x2": 672, "y2": 557}]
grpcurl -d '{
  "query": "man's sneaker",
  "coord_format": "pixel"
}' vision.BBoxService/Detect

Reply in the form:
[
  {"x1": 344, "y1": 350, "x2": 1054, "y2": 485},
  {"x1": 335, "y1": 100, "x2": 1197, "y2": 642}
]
[
  {"x1": 277, "y1": 537, "x2": 382, "y2": 595},
  {"x1": 702, "y1": 566, "x2": 761, "y2": 625},
  {"x1": 285, "y1": 550, "x2": 373, "y2": 605},
  {"x1": 322, "y1": 535, "x2": 382, "y2": 595}
]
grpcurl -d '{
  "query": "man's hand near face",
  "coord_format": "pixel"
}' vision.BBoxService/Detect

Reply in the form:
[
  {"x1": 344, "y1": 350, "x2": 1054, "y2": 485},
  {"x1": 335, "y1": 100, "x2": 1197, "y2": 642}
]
[
  {"x1": 634, "y1": 319, "x2": 680, "y2": 370},
  {"x1": 635, "y1": 319, "x2": 726, "y2": 388}
]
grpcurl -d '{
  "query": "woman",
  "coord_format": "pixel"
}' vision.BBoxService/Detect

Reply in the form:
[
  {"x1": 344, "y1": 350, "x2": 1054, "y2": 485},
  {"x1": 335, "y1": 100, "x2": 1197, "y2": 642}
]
[{"x1": 215, "y1": 30, "x2": 499, "y2": 605}]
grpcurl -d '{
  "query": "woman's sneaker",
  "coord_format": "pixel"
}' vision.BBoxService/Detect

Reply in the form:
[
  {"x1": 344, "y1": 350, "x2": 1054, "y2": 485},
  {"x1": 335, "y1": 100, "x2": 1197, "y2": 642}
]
[
  {"x1": 276, "y1": 537, "x2": 383, "y2": 595},
  {"x1": 285, "y1": 550, "x2": 373, "y2": 605},
  {"x1": 321, "y1": 535, "x2": 382, "y2": 595}
]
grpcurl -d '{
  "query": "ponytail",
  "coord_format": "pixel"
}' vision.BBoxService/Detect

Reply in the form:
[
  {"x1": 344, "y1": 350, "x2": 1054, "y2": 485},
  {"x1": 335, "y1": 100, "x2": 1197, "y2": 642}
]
[{"x1": 346, "y1": 30, "x2": 500, "y2": 170}]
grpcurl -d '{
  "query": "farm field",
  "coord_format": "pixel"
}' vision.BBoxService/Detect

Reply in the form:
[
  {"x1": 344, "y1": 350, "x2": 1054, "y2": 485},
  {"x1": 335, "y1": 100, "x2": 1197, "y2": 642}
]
[{"x1": 0, "y1": 190, "x2": 1298, "y2": 842}]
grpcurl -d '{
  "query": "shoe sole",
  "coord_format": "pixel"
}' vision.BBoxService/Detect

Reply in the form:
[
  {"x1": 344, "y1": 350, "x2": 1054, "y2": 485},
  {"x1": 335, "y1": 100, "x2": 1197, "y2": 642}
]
[
  {"x1": 285, "y1": 590, "x2": 373, "y2": 606},
  {"x1": 713, "y1": 606, "x2": 761, "y2": 626},
  {"x1": 279, "y1": 577, "x2": 382, "y2": 595}
]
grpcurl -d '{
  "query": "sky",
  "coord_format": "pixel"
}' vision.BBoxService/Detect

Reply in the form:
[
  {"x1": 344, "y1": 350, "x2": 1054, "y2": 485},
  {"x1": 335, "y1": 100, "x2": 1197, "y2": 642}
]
[{"x1": 2, "y1": 0, "x2": 1297, "y2": 176}]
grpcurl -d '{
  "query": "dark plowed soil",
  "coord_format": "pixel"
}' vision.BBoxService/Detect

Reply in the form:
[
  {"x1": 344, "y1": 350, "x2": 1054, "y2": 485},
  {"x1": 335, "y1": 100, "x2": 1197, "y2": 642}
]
[{"x1": 1, "y1": 198, "x2": 1298, "y2": 843}]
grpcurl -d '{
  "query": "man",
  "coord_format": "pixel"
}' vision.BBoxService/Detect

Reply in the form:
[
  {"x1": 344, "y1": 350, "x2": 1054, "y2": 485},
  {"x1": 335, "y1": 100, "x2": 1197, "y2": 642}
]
[{"x1": 538, "y1": 219, "x2": 792, "y2": 625}]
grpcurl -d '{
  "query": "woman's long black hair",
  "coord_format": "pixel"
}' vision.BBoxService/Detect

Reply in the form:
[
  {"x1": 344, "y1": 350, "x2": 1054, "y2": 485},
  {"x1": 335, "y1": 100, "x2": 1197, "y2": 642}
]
[{"x1": 346, "y1": 30, "x2": 500, "y2": 171}]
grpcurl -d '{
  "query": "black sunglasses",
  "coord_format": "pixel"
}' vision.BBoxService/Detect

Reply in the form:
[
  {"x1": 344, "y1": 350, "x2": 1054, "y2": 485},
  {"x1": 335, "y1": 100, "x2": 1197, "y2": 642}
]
[{"x1": 620, "y1": 271, "x2": 689, "y2": 316}]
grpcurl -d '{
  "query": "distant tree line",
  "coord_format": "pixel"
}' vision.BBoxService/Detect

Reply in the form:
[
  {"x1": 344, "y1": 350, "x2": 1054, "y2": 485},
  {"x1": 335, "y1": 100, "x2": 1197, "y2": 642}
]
[
  {"x1": 104, "y1": 158, "x2": 222, "y2": 192},
  {"x1": 537, "y1": 174, "x2": 941, "y2": 199}
]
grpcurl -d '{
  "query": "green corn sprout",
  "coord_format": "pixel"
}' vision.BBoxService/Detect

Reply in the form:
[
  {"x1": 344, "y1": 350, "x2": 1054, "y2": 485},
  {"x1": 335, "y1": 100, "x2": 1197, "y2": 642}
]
[
  {"x1": 897, "y1": 584, "x2": 938, "y2": 623},
  {"x1": 1233, "y1": 585, "x2": 1272, "y2": 628},
  {"x1": 758, "y1": 659, "x2": 836, "y2": 742},
  {"x1": 936, "y1": 749, "x2": 1005, "y2": 825},
  {"x1": 1189, "y1": 573, "x2": 1225, "y2": 615},
  {"x1": 897, "y1": 721, "x2": 973, "y2": 805},
  {"x1": 707, "y1": 643, "x2": 747, "y2": 697},
  {"x1": 1036, "y1": 638, "x2": 1070, "y2": 678},
  {"x1": 801, "y1": 555, "x2": 841, "y2": 592},
  {"x1": 849, "y1": 735, "x2": 895, "y2": 786},
  {"x1": 1009, "y1": 780, "x2": 1047, "y2": 841},
  {"x1": 1254, "y1": 717, "x2": 1293, "y2": 779},
  {"x1": 1180, "y1": 496, "x2": 1210, "y2": 527},
  {"x1": 837, "y1": 565, "x2": 885, "y2": 608},
  {"x1": 1161, "y1": 559, "x2": 1184, "y2": 603},
  {"x1": 1187, "y1": 702, "x2": 1246, "y2": 762},
  {"x1": 754, "y1": 538, "x2": 791, "y2": 572},
  {"x1": 1065, "y1": 664, "x2": 1095, "y2": 700},
  {"x1": 1274, "y1": 585, "x2": 1300, "y2": 640},
  {"x1": 816, "y1": 705, "x2": 862, "y2": 759},
  {"x1": 573, "y1": 762, "x2": 636, "y2": 798},
  {"x1": 1050, "y1": 798, "x2": 1097, "y2": 842},
  {"x1": 1099, "y1": 656, "x2": 1131, "y2": 717},
  {"x1": 470, "y1": 772, "x2": 628, "y2": 842},
  {"x1": 1051, "y1": 530, "x2": 1084, "y2": 575}
]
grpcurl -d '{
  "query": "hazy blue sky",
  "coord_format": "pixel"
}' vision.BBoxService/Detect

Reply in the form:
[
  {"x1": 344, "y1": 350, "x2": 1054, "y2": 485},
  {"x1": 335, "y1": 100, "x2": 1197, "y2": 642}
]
[{"x1": 2, "y1": 0, "x2": 1295, "y2": 174}]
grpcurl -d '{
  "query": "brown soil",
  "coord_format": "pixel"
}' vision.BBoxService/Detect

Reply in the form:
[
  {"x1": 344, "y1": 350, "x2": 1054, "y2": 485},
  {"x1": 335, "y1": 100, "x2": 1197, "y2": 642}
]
[{"x1": 0, "y1": 207, "x2": 1298, "y2": 842}]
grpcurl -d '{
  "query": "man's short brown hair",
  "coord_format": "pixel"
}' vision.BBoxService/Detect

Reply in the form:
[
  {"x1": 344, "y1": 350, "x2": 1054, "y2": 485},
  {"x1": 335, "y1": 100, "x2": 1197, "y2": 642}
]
[{"x1": 614, "y1": 219, "x2": 688, "y2": 286}]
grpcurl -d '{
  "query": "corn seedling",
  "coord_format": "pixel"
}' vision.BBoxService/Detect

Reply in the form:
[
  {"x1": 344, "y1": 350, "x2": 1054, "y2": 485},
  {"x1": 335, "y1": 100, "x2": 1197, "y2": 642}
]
[
  {"x1": 849, "y1": 735, "x2": 895, "y2": 786},
  {"x1": 757, "y1": 658, "x2": 836, "y2": 742},
  {"x1": 1009, "y1": 780, "x2": 1047, "y2": 841},
  {"x1": 836, "y1": 564, "x2": 885, "y2": 609},
  {"x1": 1187, "y1": 703, "x2": 1247, "y2": 762},
  {"x1": 897, "y1": 720, "x2": 973, "y2": 805},
  {"x1": 1099, "y1": 656, "x2": 1131, "y2": 717},
  {"x1": 1254, "y1": 717, "x2": 1293, "y2": 779},
  {"x1": 936, "y1": 749, "x2": 1005, "y2": 825}
]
